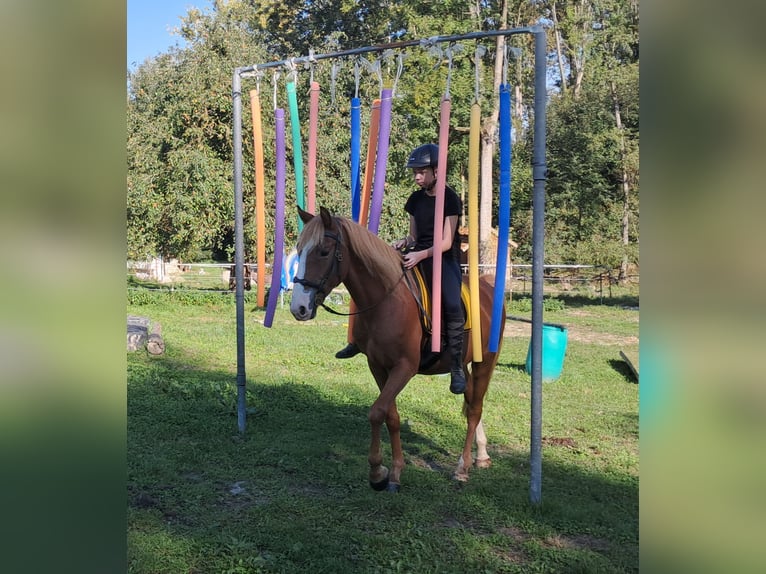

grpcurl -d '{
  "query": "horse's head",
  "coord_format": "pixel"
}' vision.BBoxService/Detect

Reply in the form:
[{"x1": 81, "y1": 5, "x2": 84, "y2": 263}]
[{"x1": 290, "y1": 206, "x2": 346, "y2": 321}]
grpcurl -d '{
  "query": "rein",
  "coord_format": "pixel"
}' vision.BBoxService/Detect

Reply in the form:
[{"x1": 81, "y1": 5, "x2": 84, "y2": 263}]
[{"x1": 320, "y1": 268, "x2": 407, "y2": 316}]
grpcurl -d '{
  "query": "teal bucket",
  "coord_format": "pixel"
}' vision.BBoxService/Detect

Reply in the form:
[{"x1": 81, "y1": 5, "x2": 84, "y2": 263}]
[{"x1": 525, "y1": 324, "x2": 568, "y2": 381}]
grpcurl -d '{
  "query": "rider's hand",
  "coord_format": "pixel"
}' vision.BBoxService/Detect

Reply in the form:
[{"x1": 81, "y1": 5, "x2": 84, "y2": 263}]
[{"x1": 402, "y1": 250, "x2": 425, "y2": 269}]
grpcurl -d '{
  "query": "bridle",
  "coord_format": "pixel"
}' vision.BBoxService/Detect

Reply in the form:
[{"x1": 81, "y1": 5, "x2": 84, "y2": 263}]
[
  {"x1": 292, "y1": 227, "x2": 344, "y2": 308},
  {"x1": 292, "y1": 218, "x2": 407, "y2": 317}
]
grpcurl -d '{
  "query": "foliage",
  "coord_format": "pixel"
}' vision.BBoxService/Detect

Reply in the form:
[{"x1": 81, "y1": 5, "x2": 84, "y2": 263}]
[
  {"x1": 509, "y1": 295, "x2": 566, "y2": 313},
  {"x1": 127, "y1": 1, "x2": 639, "y2": 272},
  {"x1": 127, "y1": 290, "x2": 638, "y2": 573}
]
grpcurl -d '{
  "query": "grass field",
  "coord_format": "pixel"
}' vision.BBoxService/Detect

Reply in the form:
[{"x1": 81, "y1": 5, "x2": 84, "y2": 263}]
[{"x1": 127, "y1": 286, "x2": 638, "y2": 573}]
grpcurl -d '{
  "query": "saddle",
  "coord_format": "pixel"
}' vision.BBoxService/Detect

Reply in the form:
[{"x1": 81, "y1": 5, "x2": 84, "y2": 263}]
[
  {"x1": 404, "y1": 265, "x2": 472, "y2": 370},
  {"x1": 405, "y1": 265, "x2": 472, "y2": 334}
]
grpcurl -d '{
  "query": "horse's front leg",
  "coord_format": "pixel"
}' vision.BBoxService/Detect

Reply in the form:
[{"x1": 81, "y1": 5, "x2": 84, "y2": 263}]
[
  {"x1": 367, "y1": 361, "x2": 414, "y2": 492},
  {"x1": 366, "y1": 363, "x2": 391, "y2": 490}
]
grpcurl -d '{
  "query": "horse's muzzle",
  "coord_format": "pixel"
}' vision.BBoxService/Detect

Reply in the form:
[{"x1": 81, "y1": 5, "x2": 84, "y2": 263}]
[{"x1": 290, "y1": 286, "x2": 319, "y2": 321}]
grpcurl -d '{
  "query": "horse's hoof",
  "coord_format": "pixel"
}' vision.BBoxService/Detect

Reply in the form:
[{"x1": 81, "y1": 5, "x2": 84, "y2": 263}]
[
  {"x1": 453, "y1": 471, "x2": 470, "y2": 482},
  {"x1": 475, "y1": 457, "x2": 492, "y2": 469},
  {"x1": 370, "y1": 476, "x2": 389, "y2": 491},
  {"x1": 385, "y1": 482, "x2": 401, "y2": 493}
]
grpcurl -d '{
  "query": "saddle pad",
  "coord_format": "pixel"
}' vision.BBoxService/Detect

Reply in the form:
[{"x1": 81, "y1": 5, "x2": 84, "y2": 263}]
[{"x1": 411, "y1": 266, "x2": 472, "y2": 333}]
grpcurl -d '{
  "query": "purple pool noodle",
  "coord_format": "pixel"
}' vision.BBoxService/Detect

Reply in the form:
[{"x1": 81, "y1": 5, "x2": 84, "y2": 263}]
[
  {"x1": 264, "y1": 108, "x2": 286, "y2": 328},
  {"x1": 367, "y1": 88, "x2": 392, "y2": 235}
]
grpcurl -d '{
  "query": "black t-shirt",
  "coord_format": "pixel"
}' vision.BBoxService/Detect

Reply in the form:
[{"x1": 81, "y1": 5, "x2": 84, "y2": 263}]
[{"x1": 404, "y1": 185, "x2": 462, "y2": 261}]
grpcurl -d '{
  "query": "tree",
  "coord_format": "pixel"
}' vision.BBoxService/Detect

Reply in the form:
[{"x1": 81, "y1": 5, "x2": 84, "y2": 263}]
[{"x1": 126, "y1": 0, "x2": 639, "y2": 275}]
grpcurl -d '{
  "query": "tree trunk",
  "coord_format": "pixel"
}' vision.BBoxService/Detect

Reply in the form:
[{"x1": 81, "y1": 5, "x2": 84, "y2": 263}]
[
  {"x1": 550, "y1": 2, "x2": 568, "y2": 94},
  {"x1": 611, "y1": 80, "x2": 630, "y2": 283},
  {"x1": 478, "y1": 0, "x2": 508, "y2": 267}
]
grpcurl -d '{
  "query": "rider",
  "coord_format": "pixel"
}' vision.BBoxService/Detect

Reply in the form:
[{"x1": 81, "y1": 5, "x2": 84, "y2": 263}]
[{"x1": 335, "y1": 143, "x2": 466, "y2": 395}]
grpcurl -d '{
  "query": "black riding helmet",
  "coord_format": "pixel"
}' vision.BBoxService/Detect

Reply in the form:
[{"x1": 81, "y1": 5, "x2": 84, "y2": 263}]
[{"x1": 406, "y1": 143, "x2": 439, "y2": 169}]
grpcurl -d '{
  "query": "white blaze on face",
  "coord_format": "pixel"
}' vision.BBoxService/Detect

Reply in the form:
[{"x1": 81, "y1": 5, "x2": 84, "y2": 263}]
[{"x1": 289, "y1": 246, "x2": 314, "y2": 319}]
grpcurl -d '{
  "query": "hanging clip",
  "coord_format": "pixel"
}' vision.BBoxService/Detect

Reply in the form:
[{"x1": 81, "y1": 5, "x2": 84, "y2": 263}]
[
  {"x1": 285, "y1": 58, "x2": 298, "y2": 84},
  {"x1": 474, "y1": 44, "x2": 487, "y2": 103},
  {"x1": 330, "y1": 59, "x2": 340, "y2": 105},
  {"x1": 359, "y1": 56, "x2": 382, "y2": 94},
  {"x1": 381, "y1": 49, "x2": 397, "y2": 90},
  {"x1": 353, "y1": 58, "x2": 361, "y2": 99},
  {"x1": 422, "y1": 37, "x2": 443, "y2": 71},
  {"x1": 392, "y1": 52, "x2": 405, "y2": 98},
  {"x1": 254, "y1": 65, "x2": 264, "y2": 94},
  {"x1": 443, "y1": 42, "x2": 463, "y2": 99},
  {"x1": 272, "y1": 70, "x2": 280, "y2": 110},
  {"x1": 306, "y1": 48, "x2": 317, "y2": 85}
]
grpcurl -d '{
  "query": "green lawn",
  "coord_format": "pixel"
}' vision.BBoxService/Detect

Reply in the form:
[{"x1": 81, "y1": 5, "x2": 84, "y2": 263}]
[{"x1": 128, "y1": 289, "x2": 638, "y2": 573}]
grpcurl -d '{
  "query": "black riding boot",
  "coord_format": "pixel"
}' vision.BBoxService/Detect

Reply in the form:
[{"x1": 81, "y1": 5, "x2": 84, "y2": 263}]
[
  {"x1": 446, "y1": 316, "x2": 466, "y2": 394},
  {"x1": 335, "y1": 342, "x2": 361, "y2": 359}
]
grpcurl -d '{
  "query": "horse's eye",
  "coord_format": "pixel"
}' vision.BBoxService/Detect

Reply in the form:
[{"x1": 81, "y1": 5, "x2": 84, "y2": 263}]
[{"x1": 319, "y1": 249, "x2": 330, "y2": 257}]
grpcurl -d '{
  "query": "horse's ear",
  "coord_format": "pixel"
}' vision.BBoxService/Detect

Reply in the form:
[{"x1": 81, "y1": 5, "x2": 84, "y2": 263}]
[
  {"x1": 319, "y1": 206, "x2": 333, "y2": 228},
  {"x1": 297, "y1": 205, "x2": 314, "y2": 225}
]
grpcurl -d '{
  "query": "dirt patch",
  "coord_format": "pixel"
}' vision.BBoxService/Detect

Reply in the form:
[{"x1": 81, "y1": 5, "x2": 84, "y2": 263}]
[
  {"x1": 542, "y1": 436, "x2": 577, "y2": 448},
  {"x1": 542, "y1": 533, "x2": 611, "y2": 553},
  {"x1": 503, "y1": 320, "x2": 637, "y2": 347}
]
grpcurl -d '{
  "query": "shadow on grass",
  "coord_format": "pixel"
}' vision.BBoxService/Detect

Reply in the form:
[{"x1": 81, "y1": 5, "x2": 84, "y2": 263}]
[
  {"x1": 555, "y1": 293, "x2": 639, "y2": 309},
  {"x1": 609, "y1": 358, "x2": 639, "y2": 383},
  {"x1": 128, "y1": 353, "x2": 638, "y2": 573},
  {"x1": 495, "y1": 361, "x2": 528, "y2": 378},
  {"x1": 511, "y1": 292, "x2": 639, "y2": 310}
]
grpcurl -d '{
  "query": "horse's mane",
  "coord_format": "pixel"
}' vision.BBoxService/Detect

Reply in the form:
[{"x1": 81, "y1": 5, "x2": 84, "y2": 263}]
[{"x1": 298, "y1": 213, "x2": 404, "y2": 291}]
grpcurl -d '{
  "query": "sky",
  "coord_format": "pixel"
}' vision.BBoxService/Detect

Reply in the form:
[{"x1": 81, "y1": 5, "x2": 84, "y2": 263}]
[{"x1": 127, "y1": 0, "x2": 213, "y2": 70}]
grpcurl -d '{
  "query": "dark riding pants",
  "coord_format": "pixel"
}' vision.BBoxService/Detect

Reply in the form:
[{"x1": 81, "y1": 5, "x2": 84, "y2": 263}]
[{"x1": 420, "y1": 256, "x2": 464, "y2": 364}]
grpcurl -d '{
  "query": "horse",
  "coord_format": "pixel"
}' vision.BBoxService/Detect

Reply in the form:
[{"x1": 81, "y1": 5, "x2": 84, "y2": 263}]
[{"x1": 290, "y1": 206, "x2": 506, "y2": 492}]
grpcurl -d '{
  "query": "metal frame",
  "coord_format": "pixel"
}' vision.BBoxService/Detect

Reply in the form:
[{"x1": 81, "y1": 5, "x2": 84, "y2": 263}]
[{"x1": 230, "y1": 27, "x2": 547, "y2": 504}]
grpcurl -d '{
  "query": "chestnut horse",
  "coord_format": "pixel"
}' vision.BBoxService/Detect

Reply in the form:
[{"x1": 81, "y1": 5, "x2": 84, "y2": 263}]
[{"x1": 290, "y1": 207, "x2": 505, "y2": 492}]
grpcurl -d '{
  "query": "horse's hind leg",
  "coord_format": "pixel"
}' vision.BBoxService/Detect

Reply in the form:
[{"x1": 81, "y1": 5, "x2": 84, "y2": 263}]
[
  {"x1": 367, "y1": 391, "x2": 390, "y2": 491},
  {"x1": 474, "y1": 419, "x2": 492, "y2": 468},
  {"x1": 455, "y1": 361, "x2": 492, "y2": 481},
  {"x1": 384, "y1": 402, "x2": 404, "y2": 492}
]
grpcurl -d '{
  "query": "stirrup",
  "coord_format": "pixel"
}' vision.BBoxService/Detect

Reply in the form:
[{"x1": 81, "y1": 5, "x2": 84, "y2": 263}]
[{"x1": 335, "y1": 342, "x2": 361, "y2": 359}]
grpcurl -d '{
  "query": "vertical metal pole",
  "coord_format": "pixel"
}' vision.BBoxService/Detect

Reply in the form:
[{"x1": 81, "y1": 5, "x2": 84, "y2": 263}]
[
  {"x1": 232, "y1": 70, "x2": 247, "y2": 434},
  {"x1": 529, "y1": 27, "x2": 547, "y2": 505}
]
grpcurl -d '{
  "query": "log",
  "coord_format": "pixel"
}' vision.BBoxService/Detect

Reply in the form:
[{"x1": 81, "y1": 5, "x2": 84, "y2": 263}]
[{"x1": 620, "y1": 349, "x2": 639, "y2": 382}]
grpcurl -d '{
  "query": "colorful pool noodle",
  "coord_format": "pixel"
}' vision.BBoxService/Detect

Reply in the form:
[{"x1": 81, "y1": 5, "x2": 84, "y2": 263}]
[
  {"x1": 468, "y1": 102, "x2": 483, "y2": 362},
  {"x1": 286, "y1": 81, "x2": 305, "y2": 230},
  {"x1": 346, "y1": 98, "x2": 380, "y2": 345},
  {"x1": 249, "y1": 89, "x2": 267, "y2": 308},
  {"x1": 489, "y1": 84, "x2": 513, "y2": 352},
  {"x1": 367, "y1": 88, "x2": 393, "y2": 235},
  {"x1": 350, "y1": 97, "x2": 362, "y2": 222},
  {"x1": 358, "y1": 99, "x2": 381, "y2": 227},
  {"x1": 264, "y1": 108, "x2": 287, "y2": 328},
  {"x1": 430, "y1": 95, "x2": 451, "y2": 353},
  {"x1": 307, "y1": 81, "x2": 320, "y2": 214}
]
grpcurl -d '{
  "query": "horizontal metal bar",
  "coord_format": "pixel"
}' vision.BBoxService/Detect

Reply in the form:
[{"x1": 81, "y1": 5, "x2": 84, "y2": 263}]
[{"x1": 237, "y1": 26, "x2": 539, "y2": 76}]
